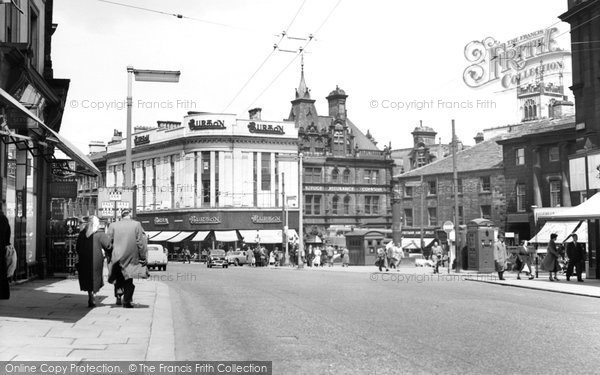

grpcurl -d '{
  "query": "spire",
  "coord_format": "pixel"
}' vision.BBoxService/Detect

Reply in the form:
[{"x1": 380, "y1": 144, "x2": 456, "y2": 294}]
[{"x1": 295, "y1": 53, "x2": 310, "y2": 99}]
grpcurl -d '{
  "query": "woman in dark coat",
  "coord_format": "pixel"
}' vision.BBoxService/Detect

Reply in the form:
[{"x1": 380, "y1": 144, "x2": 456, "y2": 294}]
[
  {"x1": 0, "y1": 205, "x2": 12, "y2": 300},
  {"x1": 76, "y1": 216, "x2": 111, "y2": 307}
]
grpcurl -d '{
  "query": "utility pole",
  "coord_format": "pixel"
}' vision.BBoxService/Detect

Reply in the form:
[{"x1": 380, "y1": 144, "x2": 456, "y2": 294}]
[
  {"x1": 282, "y1": 172, "x2": 288, "y2": 266},
  {"x1": 420, "y1": 174, "x2": 425, "y2": 256},
  {"x1": 298, "y1": 153, "x2": 304, "y2": 268},
  {"x1": 452, "y1": 119, "x2": 460, "y2": 273}
]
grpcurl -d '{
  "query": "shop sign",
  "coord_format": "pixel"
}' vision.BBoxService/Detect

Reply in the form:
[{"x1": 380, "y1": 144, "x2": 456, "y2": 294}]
[
  {"x1": 328, "y1": 186, "x2": 354, "y2": 191},
  {"x1": 134, "y1": 134, "x2": 150, "y2": 145},
  {"x1": 50, "y1": 160, "x2": 76, "y2": 181},
  {"x1": 251, "y1": 215, "x2": 282, "y2": 224},
  {"x1": 189, "y1": 215, "x2": 222, "y2": 225},
  {"x1": 154, "y1": 217, "x2": 169, "y2": 225},
  {"x1": 247, "y1": 121, "x2": 285, "y2": 135},
  {"x1": 402, "y1": 229, "x2": 436, "y2": 237},
  {"x1": 188, "y1": 119, "x2": 226, "y2": 130}
]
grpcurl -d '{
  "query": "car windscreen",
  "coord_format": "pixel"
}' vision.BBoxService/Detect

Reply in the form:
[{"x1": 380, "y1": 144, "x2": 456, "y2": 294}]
[{"x1": 148, "y1": 246, "x2": 163, "y2": 252}]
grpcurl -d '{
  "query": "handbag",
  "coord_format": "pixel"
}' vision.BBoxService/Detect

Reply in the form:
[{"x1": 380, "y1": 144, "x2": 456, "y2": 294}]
[
  {"x1": 521, "y1": 264, "x2": 531, "y2": 274},
  {"x1": 6, "y1": 244, "x2": 17, "y2": 277}
]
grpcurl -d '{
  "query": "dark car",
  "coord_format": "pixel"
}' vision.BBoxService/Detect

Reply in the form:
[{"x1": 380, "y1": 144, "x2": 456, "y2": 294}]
[{"x1": 207, "y1": 249, "x2": 228, "y2": 268}]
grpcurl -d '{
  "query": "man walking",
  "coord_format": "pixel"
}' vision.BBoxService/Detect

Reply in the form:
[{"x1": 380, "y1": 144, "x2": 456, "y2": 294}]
[
  {"x1": 493, "y1": 233, "x2": 509, "y2": 280},
  {"x1": 566, "y1": 234, "x2": 586, "y2": 282},
  {"x1": 107, "y1": 210, "x2": 147, "y2": 308}
]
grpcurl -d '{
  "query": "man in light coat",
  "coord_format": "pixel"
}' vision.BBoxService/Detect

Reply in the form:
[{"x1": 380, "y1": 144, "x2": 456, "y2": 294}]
[
  {"x1": 107, "y1": 210, "x2": 147, "y2": 308},
  {"x1": 493, "y1": 233, "x2": 509, "y2": 280}
]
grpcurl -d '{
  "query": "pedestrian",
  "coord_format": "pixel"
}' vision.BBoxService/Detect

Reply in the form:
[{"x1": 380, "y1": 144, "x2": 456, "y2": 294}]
[
  {"x1": 342, "y1": 247, "x2": 350, "y2": 267},
  {"x1": 327, "y1": 246, "x2": 334, "y2": 267},
  {"x1": 565, "y1": 234, "x2": 585, "y2": 282},
  {"x1": 515, "y1": 240, "x2": 534, "y2": 280},
  {"x1": 542, "y1": 233, "x2": 561, "y2": 282},
  {"x1": 493, "y1": 233, "x2": 509, "y2": 280},
  {"x1": 376, "y1": 247, "x2": 388, "y2": 272},
  {"x1": 386, "y1": 242, "x2": 396, "y2": 270},
  {"x1": 0, "y1": 202, "x2": 13, "y2": 300},
  {"x1": 431, "y1": 241, "x2": 443, "y2": 274},
  {"x1": 106, "y1": 210, "x2": 148, "y2": 308},
  {"x1": 313, "y1": 246, "x2": 321, "y2": 267},
  {"x1": 76, "y1": 216, "x2": 111, "y2": 307},
  {"x1": 392, "y1": 243, "x2": 404, "y2": 271}
]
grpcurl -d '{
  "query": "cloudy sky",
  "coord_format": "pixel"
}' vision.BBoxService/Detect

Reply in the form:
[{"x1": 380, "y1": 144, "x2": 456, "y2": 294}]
[{"x1": 52, "y1": 0, "x2": 572, "y2": 153}]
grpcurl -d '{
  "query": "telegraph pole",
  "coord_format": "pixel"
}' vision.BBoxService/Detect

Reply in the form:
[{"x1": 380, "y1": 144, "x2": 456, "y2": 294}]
[
  {"x1": 452, "y1": 119, "x2": 460, "y2": 273},
  {"x1": 282, "y1": 172, "x2": 289, "y2": 266}
]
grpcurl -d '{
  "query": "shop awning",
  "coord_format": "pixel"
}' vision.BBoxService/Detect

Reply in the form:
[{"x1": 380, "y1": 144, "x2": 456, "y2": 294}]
[
  {"x1": 214, "y1": 230, "x2": 239, "y2": 242},
  {"x1": 190, "y1": 231, "x2": 210, "y2": 242},
  {"x1": 529, "y1": 221, "x2": 587, "y2": 243},
  {"x1": 305, "y1": 235, "x2": 322, "y2": 244},
  {"x1": 167, "y1": 231, "x2": 196, "y2": 243},
  {"x1": 0, "y1": 87, "x2": 101, "y2": 176},
  {"x1": 145, "y1": 231, "x2": 161, "y2": 239},
  {"x1": 287, "y1": 229, "x2": 299, "y2": 242},
  {"x1": 149, "y1": 231, "x2": 181, "y2": 242},
  {"x1": 548, "y1": 192, "x2": 600, "y2": 220},
  {"x1": 401, "y1": 238, "x2": 434, "y2": 249},
  {"x1": 239, "y1": 230, "x2": 259, "y2": 243}
]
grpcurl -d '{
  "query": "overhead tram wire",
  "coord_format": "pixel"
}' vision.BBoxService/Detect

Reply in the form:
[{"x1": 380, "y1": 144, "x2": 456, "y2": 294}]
[
  {"x1": 220, "y1": 0, "x2": 308, "y2": 112},
  {"x1": 246, "y1": 0, "x2": 343, "y2": 109}
]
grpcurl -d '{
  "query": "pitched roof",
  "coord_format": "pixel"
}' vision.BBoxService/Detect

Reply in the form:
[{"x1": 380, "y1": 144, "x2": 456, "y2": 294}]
[
  {"x1": 495, "y1": 115, "x2": 576, "y2": 143},
  {"x1": 396, "y1": 137, "x2": 503, "y2": 178},
  {"x1": 347, "y1": 118, "x2": 379, "y2": 151}
]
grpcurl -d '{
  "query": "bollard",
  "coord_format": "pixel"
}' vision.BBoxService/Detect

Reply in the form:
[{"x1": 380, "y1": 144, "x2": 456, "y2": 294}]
[{"x1": 535, "y1": 256, "x2": 539, "y2": 279}]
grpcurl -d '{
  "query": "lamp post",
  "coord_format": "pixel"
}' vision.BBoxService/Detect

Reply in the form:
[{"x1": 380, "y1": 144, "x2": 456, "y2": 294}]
[
  {"x1": 298, "y1": 152, "x2": 304, "y2": 268},
  {"x1": 125, "y1": 66, "x2": 181, "y2": 191}
]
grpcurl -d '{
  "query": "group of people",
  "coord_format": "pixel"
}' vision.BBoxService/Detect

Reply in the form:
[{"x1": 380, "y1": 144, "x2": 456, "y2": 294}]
[
  {"x1": 75, "y1": 210, "x2": 148, "y2": 308},
  {"x1": 375, "y1": 242, "x2": 404, "y2": 272},
  {"x1": 241, "y1": 244, "x2": 350, "y2": 268},
  {"x1": 493, "y1": 231, "x2": 586, "y2": 282}
]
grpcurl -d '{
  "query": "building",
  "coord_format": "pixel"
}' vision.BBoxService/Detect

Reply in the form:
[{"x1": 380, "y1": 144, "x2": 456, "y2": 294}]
[
  {"x1": 101, "y1": 110, "x2": 299, "y2": 253},
  {"x1": 392, "y1": 136, "x2": 505, "y2": 252},
  {"x1": 0, "y1": 0, "x2": 99, "y2": 279},
  {"x1": 497, "y1": 115, "x2": 579, "y2": 242},
  {"x1": 560, "y1": 0, "x2": 600, "y2": 278},
  {"x1": 287, "y1": 66, "x2": 394, "y2": 239},
  {"x1": 391, "y1": 122, "x2": 467, "y2": 175}
]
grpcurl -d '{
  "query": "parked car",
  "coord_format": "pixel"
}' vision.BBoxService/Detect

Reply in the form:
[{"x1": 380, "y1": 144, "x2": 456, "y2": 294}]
[
  {"x1": 147, "y1": 244, "x2": 168, "y2": 271},
  {"x1": 207, "y1": 249, "x2": 228, "y2": 268},
  {"x1": 225, "y1": 250, "x2": 247, "y2": 266}
]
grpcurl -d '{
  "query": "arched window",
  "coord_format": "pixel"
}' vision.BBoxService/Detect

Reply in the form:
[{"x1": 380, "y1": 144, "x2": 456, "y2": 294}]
[
  {"x1": 331, "y1": 168, "x2": 339, "y2": 182},
  {"x1": 524, "y1": 99, "x2": 536, "y2": 121},
  {"x1": 342, "y1": 169, "x2": 350, "y2": 183},
  {"x1": 343, "y1": 196, "x2": 351, "y2": 215},
  {"x1": 332, "y1": 196, "x2": 339, "y2": 215}
]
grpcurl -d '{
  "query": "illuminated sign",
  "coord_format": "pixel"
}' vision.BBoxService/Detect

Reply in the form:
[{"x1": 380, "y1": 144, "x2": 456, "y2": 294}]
[
  {"x1": 247, "y1": 121, "x2": 285, "y2": 135},
  {"x1": 463, "y1": 27, "x2": 570, "y2": 89},
  {"x1": 188, "y1": 119, "x2": 226, "y2": 130},
  {"x1": 134, "y1": 134, "x2": 150, "y2": 145}
]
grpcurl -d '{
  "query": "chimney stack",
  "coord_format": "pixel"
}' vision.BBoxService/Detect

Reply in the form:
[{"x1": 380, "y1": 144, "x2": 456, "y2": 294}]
[
  {"x1": 248, "y1": 108, "x2": 262, "y2": 120},
  {"x1": 474, "y1": 132, "x2": 484, "y2": 144}
]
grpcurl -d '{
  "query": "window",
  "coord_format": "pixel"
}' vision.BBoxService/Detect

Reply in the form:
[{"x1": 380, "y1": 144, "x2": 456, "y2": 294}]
[
  {"x1": 30, "y1": 6, "x2": 39, "y2": 70},
  {"x1": 305, "y1": 195, "x2": 322, "y2": 215},
  {"x1": 456, "y1": 179, "x2": 463, "y2": 194},
  {"x1": 480, "y1": 176, "x2": 491, "y2": 192},
  {"x1": 202, "y1": 151, "x2": 211, "y2": 205},
  {"x1": 404, "y1": 209, "x2": 413, "y2": 226},
  {"x1": 364, "y1": 196, "x2": 380, "y2": 215},
  {"x1": 458, "y1": 206, "x2": 464, "y2": 225},
  {"x1": 428, "y1": 181, "x2": 437, "y2": 195},
  {"x1": 515, "y1": 148, "x2": 525, "y2": 165},
  {"x1": 305, "y1": 167, "x2": 322, "y2": 183},
  {"x1": 405, "y1": 186, "x2": 413, "y2": 198},
  {"x1": 364, "y1": 169, "x2": 379, "y2": 185},
  {"x1": 331, "y1": 168, "x2": 339, "y2": 182},
  {"x1": 332, "y1": 196, "x2": 339, "y2": 215},
  {"x1": 428, "y1": 207, "x2": 437, "y2": 226},
  {"x1": 480, "y1": 205, "x2": 492, "y2": 219},
  {"x1": 261, "y1": 153, "x2": 271, "y2": 190},
  {"x1": 516, "y1": 184, "x2": 526, "y2": 212},
  {"x1": 550, "y1": 180, "x2": 561, "y2": 207},
  {"x1": 549, "y1": 146, "x2": 560, "y2": 162},
  {"x1": 342, "y1": 169, "x2": 350, "y2": 183},
  {"x1": 5, "y1": 0, "x2": 20, "y2": 43},
  {"x1": 343, "y1": 196, "x2": 350, "y2": 215},
  {"x1": 523, "y1": 99, "x2": 537, "y2": 121}
]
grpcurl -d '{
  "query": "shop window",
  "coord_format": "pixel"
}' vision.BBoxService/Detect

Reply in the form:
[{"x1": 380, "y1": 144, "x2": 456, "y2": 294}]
[
  {"x1": 404, "y1": 209, "x2": 413, "y2": 226},
  {"x1": 516, "y1": 184, "x2": 526, "y2": 212},
  {"x1": 550, "y1": 180, "x2": 561, "y2": 207}
]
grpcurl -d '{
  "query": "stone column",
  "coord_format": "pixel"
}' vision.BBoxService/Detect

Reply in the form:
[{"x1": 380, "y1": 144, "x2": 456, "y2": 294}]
[{"x1": 559, "y1": 142, "x2": 572, "y2": 207}]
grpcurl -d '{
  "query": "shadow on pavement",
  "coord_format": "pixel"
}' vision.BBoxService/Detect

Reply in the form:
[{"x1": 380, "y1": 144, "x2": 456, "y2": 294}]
[{"x1": 0, "y1": 278, "x2": 105, "y2": 323}]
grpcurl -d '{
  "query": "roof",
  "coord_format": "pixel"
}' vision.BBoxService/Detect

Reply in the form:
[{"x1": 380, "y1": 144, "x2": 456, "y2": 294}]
[
  {"x1": 396, "y1": 137, "x2": 503, "y2": 178},
  {"x1": 491, "y1": 115, "x2": 576, "y2": 144},
  {"x1": 347, "y1": 118, "x2": 379, "y2": 150}
]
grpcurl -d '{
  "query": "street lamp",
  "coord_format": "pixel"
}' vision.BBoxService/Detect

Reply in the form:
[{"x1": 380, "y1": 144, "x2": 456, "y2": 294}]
[
  {"x1": 298, "y1": 152, "x2": 304, "y2": 268},
  {"x1": 125, "y1": 66, "x2": 181, "y2": 190}
]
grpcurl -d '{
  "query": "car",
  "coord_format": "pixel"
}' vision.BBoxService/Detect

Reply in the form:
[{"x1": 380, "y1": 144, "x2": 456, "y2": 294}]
[
  {"x1": 207, "y1": 249, "x2": 228, "y2": 268},
  {"x1": 225, "y1": 250, "x2": 247, "y2": 266},
  {"x1": 147, "y1": 244, "x2": 168, "y2": 271}
]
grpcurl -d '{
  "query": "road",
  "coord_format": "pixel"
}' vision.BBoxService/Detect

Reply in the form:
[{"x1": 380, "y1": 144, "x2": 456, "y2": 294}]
[{"x1": 163, "y1": 263, "x2": 600, "y2": 375}]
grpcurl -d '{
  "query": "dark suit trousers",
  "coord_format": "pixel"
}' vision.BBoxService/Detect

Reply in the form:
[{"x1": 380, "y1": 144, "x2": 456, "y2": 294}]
[{"x1": 112, "y1": 263, "x2": 135, "y2": 303}]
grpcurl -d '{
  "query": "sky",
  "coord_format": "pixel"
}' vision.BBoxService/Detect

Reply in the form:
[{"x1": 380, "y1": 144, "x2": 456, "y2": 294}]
[{"x1": 51, "y1": 0, "x2": 573, "y2": 154}]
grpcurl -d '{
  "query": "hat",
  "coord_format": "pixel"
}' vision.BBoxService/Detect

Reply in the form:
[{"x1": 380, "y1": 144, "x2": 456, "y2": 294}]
[
  {"x1": 121, "y1": 209, "x2": 131, "y2": 218},
  {"x1": 550, "y1": 233, "x2": 558, "y2": 239}
]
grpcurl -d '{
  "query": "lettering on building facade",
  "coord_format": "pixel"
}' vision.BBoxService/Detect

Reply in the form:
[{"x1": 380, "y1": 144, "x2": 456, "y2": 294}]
[
  {"x1": 247, "y1": 121, "x2": 285, "y2": 135},
  {"x1": 251, "y1": 215, "x2": 282, "y2": 224},
  {"x1": 154, "y1": 217, "x2": 169, "y2": 225},
  {"x1": 188, "y1": 119, "x2": 226, "y2": 130},
  {"x1": 189, "y1": 215, "x2": 222, "y2": 225},
  {"x1": 134, "y1": 134, "x2": 150, "y2": 145}
]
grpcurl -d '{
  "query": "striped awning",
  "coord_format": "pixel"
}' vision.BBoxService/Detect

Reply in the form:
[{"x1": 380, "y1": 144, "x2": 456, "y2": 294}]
[
  {"x1": 167, "y1": 231, "x2": 196, "y2": 243},
  {"x1": 145, "y1": 231, "x2": 161, "y2": 239},
  {"x1": 239, "y1": 230, "x2": 259, "y2": 243},
  {"x1": 257, "y1": 229, "x2": 283, "y2": 244},
  {"x1": 190, "y1": 231, "x2": 210, "y2": 242},
  {"x1": 149, "y1": 231, "x2": 180, "y2": 242},
  {"x1": 214, "y1": 230, "x2": 239, "y2": 242}
]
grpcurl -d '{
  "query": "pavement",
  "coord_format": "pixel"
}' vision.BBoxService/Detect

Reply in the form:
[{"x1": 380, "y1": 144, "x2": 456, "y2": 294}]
[{"x1": 0, "y1": 275, "x2": 174, "y2": 361}]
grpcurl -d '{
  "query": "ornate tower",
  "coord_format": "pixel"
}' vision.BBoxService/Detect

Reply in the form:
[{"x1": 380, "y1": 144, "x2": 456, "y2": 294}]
[
  {"x1": 517, "y1": 61, "x2": 568, "y2": 122},
  {"x1": 287, "y1": 57, "x2": 319, "y2": 129}
]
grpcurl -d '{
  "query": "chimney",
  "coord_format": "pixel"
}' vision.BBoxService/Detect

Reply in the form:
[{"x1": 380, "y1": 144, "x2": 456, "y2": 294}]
[
  {"x1": 88, "y1": 141, "x2": 106, "y2": 154},
  {"x1": 474, "y1": 132, "x2": 484, "y2": 144},
  {"x1": 110, "y1": 129, "x2": 123, "y2": 143},
  {"x1": 248, "y1": 108, "x2": 262, "y2": 120}
]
